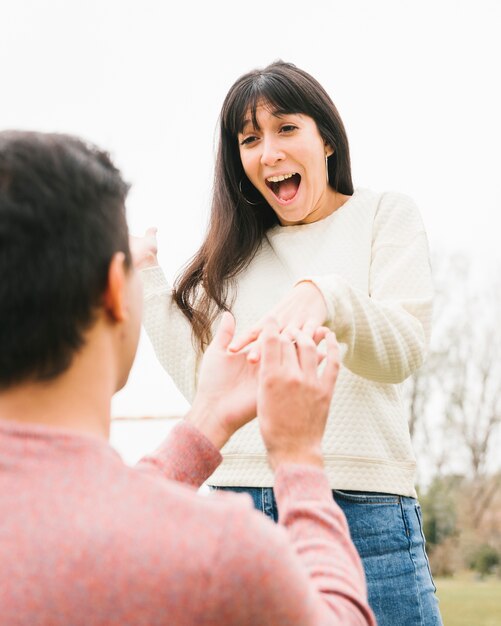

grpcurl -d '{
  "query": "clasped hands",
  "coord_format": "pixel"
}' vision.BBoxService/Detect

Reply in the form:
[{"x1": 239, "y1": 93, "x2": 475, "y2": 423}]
[{"x1": 188, "y1": 311, "x2": 339, "y2": 470}]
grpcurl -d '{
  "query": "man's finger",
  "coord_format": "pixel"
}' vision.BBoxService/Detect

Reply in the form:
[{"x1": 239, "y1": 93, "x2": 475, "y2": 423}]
[
  {"x1": 317, "y1": 351, "x2": 326, "y2": 366},
  {"x1": 213, "y1": 311, "x2": 236, "y2": 350},
  {"x1": 259, "y1": 318, "x2": 281, "y2": 374},
  {"x1": 320, "y1": 331, "x2": 340, "y2": 389}
]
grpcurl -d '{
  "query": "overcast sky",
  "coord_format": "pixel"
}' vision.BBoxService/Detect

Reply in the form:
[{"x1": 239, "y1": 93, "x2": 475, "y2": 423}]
[{"x1": 3, "y1": 0, "x2": 500, "y2": 459}]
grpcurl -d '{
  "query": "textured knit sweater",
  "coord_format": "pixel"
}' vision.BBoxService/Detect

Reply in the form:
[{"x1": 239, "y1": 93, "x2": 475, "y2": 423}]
[
  {"x1": 0, "y1": 417, "x2": 374, "y2": 626},
  {"x1": 142, "y1": 188, "x2": 433, "y2": 496}
]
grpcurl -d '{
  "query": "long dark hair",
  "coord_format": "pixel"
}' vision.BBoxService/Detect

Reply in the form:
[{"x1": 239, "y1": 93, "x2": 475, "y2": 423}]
[{"x1": 173, "y1": 60, "x2": 353, "y2": 352}]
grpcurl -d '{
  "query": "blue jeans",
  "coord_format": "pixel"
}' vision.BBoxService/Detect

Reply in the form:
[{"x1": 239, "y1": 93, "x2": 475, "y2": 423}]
[{"x1": 212, "y1": 487, "x2": 443, "y2": 626}]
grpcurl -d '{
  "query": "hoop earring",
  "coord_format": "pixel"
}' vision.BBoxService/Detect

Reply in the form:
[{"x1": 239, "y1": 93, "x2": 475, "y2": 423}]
[
  {"x1": 239, "y1": 179, "x2": 260, "y2": 206},
  {"x1": 325, "y1": 154, "x2": 330, "y2": 184}
]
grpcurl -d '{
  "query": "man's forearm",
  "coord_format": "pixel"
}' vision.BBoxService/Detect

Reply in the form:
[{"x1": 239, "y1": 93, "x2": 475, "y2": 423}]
[
  {"x1": 135, "y1": 420, "x2": 222, "y2": 487},
  {"x1": 274, "y1": 464, "x2": 376, "y2": 625}
]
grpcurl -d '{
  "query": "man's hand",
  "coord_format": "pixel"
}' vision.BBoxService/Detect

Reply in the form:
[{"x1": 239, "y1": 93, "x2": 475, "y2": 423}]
[
  {"x1": 186, "y1": 312, "x2": 259, "y2": 449},
  {"x1": 257, "y1": 319, "x2": 340, "y2": 470},
  {"x1": 129, "y1": 227, "x2": 159, "y2": 270},
  {"x1": 228, "y1": 281, "x2": 328, "y2": 362}
]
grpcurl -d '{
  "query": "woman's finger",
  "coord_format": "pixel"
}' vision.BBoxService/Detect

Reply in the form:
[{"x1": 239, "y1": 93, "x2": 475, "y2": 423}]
[
  {"x1": 279, "y1": 332, "x2": 300, "y2": 371},
  {"x1": 228, "y1": 326, "x2": 261, "y2": 352},
  {"x1": 302, "y1": 320, "x2": 317, "y2": 338},
  {"x1": 280, "y1": 326, "x2": 297, "y2": 341},
  {"x1": 313, "y1": 326, "x2": 330, "y2": 345},
  {"x1": 289, "y1": 328, "x2": 318, "y2": 374}
]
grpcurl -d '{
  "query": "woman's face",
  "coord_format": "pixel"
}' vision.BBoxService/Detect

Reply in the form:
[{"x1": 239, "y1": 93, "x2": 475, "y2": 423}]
[{"x1": 238, "y1": 103, "x2": 335, "y2": 225}]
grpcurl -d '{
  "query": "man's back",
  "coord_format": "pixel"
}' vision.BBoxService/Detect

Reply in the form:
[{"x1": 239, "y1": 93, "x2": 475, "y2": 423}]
[
  {"x1": 1, "y1": 417, "x2": 372, "y2": 626},
  {"x1": 1, "y1": 418, "x2": 272, "y2": 625}
]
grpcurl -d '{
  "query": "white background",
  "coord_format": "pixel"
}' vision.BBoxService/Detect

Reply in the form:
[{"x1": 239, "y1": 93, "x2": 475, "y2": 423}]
[{"x1": 3, "y1": 0, "x2": 500, "y2": 462}]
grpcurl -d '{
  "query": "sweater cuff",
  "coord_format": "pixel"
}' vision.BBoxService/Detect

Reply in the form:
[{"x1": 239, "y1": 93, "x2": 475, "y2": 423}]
[
  {"x1": 140, "y1": 265, "x2": 170, "y2": 298},
  {"x1": 140, "y1": 420, "x2": 222, "y2": 488},
  {"x1": 273, "y1": 463, "x2": 333, "y2": 508}
]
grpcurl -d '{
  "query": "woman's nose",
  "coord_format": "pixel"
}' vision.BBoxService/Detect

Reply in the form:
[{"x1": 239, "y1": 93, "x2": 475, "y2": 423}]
[{"x1": 260, "y1": 137, "x2": 285, "y2": 167}]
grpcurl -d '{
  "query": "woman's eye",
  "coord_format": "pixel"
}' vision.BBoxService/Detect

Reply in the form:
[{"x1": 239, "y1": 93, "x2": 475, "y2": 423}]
[
  {"x1": 240, "y1": 135, "x2": 258, "y2": 146},
  {"x1": 280, "y1": 125, "x2": 297, "y2": 133}
]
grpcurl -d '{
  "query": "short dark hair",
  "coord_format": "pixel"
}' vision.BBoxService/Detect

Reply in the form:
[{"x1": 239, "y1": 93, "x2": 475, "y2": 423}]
[{"x1": 0, "y1": 131, "x2": 131, "y2": 389}]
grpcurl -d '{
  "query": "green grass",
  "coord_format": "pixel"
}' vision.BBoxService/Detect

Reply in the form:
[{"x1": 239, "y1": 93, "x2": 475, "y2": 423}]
[{"x1": 435, "y1": 572, "x2": 501, "y2": 626}]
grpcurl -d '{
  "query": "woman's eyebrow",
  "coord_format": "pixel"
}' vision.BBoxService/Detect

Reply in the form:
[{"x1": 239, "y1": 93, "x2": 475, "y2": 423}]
[
  {"x1": 240, "y1": 109, "x2": 299, "y2": 133},
  {"x1": 240, "y1": 119, "x2": 253, "y2": 130},
  {"x1": 240, "y1": 119, "x2": 260, "y2": 133}
]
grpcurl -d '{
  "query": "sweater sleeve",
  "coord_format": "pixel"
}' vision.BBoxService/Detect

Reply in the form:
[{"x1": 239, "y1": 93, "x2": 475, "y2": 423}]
[
  {"x1": 140, "y1": 266, "x2": 198, "y2": 401},
  {"x1": 204, "y1": 465, "x2": 375, "y2": 626},
  {"x1": 135, "y1": 421, "x2": 222, "y2": 488},
  {"x1": 306, "y1": 193, "x2": 433, "y2": 383}
]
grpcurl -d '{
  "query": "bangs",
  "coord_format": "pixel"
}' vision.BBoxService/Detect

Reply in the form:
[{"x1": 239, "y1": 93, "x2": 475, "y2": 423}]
[{"x1": 223, "y1": 74, "x2": 310, "y2": 136}]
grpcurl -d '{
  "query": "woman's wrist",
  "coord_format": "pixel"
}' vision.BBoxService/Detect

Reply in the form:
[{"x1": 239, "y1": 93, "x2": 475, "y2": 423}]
[{"x1": 136, "y1": 252, "x2": 159, "y2": 271}]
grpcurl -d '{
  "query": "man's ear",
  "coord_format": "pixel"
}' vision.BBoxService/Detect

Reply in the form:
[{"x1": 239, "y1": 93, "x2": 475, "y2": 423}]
[{"x1": 103, "y1": 252, "x2": 128, "y2": 322}]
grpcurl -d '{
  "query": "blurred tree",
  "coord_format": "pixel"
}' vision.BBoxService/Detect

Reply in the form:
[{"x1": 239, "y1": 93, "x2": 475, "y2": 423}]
[
  {"x1": 405, "y1": 253, "x2": 501, "y2": 529},
  {"x1": 468, "y1": 543, "x2": 500, "y2": 578},
  {"x1": 419, "y1": 474, "x2": 462, "y2": 546}
]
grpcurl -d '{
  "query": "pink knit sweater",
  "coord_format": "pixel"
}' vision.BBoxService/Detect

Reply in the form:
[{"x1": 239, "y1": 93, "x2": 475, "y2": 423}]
[{"x1": 0, "y1": 417, "x2": 375, "y2": 625}]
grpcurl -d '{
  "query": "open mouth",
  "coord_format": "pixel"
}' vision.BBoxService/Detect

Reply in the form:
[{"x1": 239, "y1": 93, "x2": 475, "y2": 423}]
[{"x1": 265, "y1": 172, "x2": 301, "y2": 204}]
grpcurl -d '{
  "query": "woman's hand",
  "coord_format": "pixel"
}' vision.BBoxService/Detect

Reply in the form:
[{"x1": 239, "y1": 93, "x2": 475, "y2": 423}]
[
  {"x1": 228, "y1": 281, "x2": 328, "y2": 362},
  {"x1": 129, "y1": 227, "x2": 159, "y2": 270}
]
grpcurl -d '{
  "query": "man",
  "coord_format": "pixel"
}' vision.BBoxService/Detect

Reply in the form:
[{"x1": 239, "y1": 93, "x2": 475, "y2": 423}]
[{"x1": 0, "y1": 131, "x2": 375, "y2": 625}]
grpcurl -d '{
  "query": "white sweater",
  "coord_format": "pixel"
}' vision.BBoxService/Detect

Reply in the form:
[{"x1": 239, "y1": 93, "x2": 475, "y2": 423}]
[{"x1": 141, "y1": 188, "x2": 433, "y2": 497}]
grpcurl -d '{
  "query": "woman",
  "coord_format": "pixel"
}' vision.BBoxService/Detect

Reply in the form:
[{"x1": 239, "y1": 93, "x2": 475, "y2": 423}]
[{"x1": 133, "y1": 61, "x2": 442, "y2": 625}]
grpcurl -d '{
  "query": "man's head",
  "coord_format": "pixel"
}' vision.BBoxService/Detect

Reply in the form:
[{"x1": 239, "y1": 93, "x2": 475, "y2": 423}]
[{"x1": 0, "y1": 131, "x2": 140, "y2": 392}]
